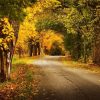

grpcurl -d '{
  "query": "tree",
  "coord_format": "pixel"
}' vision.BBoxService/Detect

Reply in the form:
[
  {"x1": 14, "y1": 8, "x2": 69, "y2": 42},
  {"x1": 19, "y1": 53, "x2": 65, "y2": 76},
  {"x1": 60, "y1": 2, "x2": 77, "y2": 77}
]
[
  {"x1": 27, "y1": 35, "x2": 40, "y2": 56},
  {"x1": 33, "y1": 0, "x2": 99, "y2": 63},
  {"x1": 59, "y1": 0, "x2": 100, "y2": 63},
  {"x1": 0, "y1": 0, "x2": 36, "y2": 82},
  {"x1": 4, "y1": 0, "x2": 99, "y2": 65},
  {"x1": 15, "y1": 41, "x2": 25, "y2": 58},
  {"x1": 0, "y1": 18, "x2": 14, "y2": 82}
]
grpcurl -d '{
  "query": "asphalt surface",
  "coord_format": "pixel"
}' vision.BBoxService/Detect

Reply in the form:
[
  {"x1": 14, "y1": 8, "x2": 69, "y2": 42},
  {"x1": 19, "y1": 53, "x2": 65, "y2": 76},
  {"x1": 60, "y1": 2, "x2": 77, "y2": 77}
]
[{"x1": 33, "y1": 56, "x2": 100, "y2": 100}]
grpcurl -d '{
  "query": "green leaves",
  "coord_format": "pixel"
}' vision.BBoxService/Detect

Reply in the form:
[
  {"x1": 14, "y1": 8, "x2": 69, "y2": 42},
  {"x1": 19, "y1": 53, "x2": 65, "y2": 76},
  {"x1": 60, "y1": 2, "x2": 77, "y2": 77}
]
[
  {"x1": 0, "y1": 0, "x2": 36, "y2": 21},
  {"x1": 35, "y1": 18, "x2": 67, "y2": 33},
  {"x1": 59, "y1": 0, "x2": 99, "y2": 61}
]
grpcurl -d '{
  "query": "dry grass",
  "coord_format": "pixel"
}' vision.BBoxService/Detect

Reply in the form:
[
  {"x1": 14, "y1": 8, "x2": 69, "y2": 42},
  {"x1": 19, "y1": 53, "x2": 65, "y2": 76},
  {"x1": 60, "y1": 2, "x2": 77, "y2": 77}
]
[{"x1": 63, "y1": 60, "x2": 100, "y2": 73}]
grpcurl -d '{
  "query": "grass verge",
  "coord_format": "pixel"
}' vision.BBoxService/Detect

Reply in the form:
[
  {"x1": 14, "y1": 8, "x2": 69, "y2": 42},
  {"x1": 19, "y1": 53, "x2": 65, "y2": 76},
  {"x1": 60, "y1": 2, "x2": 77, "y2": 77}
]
[{"x1": 63, "y1": 60, "x2": 100, "y2": 73}]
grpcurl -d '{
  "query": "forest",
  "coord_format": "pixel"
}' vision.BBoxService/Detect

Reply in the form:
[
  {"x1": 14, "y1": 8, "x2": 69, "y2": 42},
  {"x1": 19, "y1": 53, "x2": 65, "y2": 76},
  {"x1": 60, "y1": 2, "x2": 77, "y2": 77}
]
[
  {"x1": 0, "y1": 0, "x2": 100, "y2": 100},
  {"x1": 0, "y1": 0, "x2": 100, "y2": 81}
]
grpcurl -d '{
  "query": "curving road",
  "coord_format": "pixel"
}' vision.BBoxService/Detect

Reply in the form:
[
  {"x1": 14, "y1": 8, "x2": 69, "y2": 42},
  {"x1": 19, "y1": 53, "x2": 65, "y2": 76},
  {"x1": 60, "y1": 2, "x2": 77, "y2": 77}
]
[{"x1": 33, "y1": 56, "x2": 100, "y2": 100}]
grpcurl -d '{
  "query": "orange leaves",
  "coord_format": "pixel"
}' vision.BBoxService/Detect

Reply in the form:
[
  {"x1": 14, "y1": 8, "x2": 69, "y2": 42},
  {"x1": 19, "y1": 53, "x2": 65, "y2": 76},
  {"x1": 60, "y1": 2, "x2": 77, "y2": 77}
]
[{"x1": 0, "y1": 63, "x2": 41, "y2": 99}]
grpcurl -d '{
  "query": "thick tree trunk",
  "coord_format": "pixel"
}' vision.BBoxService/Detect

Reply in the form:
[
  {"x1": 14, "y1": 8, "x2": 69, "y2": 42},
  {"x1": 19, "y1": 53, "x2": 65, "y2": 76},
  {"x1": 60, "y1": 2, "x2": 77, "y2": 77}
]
[
  {"x1": 33, "y1": 45, "x2": 37, "y2": 56},
  {"x1": 29, "y1": 45, "x2": 33, "y2": 57},
  {"x1": 0, "y1": 51, "x2": 6, "y2": 82}
]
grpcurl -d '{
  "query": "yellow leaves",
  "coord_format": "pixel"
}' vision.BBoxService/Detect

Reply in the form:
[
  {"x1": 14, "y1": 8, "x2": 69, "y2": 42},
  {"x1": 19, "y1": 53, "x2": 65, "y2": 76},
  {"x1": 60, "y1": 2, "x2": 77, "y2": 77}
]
[
  {"x1": 2, "y1": 23, "x2": 14, "y2": 35},
  {"x1": 41, "y1": 30, "x2": 63, "y2": 50},
  {"x1": 0, "y1": 38, "x2": 3, "y2": 44},
  {"x1": 15, "y1": 0, "x2": 65, "y2": 53},
  {"x1": 0, "y1": 18, "x2": 15, "y2": 51},
  {"x1": 3, "y1": 17, "x2": 8, "y2": 23},
  {"x1": 3, "y1": 43, "x2": 9, "y2": 50}
]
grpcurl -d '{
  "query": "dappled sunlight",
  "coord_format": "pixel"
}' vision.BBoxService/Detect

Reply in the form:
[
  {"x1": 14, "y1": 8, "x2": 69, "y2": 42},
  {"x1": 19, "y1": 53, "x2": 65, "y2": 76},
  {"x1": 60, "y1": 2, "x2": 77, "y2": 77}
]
[
  {"x1": 33, "y1": 59, "x2": 63, "y2": 66},
  {"x1": 0, "y1": 0, "x2": 100, "y2": 100}
]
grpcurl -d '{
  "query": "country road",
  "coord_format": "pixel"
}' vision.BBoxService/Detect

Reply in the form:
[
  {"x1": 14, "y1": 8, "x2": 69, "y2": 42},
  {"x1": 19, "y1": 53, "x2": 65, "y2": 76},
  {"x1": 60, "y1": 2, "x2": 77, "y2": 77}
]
[{"x1": 32, "y1": 56, "x2": 100, "y2": 100}]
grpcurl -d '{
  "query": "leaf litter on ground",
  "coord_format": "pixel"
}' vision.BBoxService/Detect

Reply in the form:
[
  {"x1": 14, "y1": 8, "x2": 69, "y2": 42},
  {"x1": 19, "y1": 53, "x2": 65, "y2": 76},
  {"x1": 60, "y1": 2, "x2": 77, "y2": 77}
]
[{"x1": 0, "y1": 63, "x2": 42, "y2": 100}]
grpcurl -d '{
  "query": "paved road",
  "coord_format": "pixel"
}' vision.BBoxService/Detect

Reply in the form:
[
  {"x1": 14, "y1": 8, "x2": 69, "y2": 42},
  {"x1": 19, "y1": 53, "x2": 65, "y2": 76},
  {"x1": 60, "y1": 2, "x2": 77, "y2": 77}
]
[{"x1": 33, "y1": 56, "x2": 100, "y2": 100}]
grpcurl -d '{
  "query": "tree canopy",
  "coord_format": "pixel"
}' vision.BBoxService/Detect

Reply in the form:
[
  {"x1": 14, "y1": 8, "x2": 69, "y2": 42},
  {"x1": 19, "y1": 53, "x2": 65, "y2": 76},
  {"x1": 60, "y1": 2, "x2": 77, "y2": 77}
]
[
  {"x1": 0, "y1": 0, "x2": 36, "y2": 21},
  {"x1": 0, "y1": 0, "x2": 100, "y2": 82}
]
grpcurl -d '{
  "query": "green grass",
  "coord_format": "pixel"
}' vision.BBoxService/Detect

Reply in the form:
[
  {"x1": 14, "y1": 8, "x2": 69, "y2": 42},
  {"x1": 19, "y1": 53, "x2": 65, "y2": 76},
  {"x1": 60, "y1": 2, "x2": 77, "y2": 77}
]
[
  {"x1": 12, "y1": 56, "x2": 32, "y2": 64},
  {"x1": 12, "y1": 55, "x2": 41, "y2": 65}
]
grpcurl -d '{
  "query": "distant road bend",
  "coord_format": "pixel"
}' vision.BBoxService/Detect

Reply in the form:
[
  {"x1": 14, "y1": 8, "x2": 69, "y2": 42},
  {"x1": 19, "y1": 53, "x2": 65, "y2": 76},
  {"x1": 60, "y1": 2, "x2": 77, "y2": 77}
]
[{"x1": 32, "y1": 56, "x2": 100, "y2": 100}]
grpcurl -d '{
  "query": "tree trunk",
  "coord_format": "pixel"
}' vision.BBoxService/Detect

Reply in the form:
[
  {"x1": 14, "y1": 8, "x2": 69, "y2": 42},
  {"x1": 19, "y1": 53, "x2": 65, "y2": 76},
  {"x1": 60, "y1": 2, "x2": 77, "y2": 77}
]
[
  {"x1": 34, "y1": 46, "x2": 37, "y2": 56},
  {"x1": 6, "y1": 51, "x2": 11, "y2": 80},
  {"x1": 33, "y1": 45, "x2": 37, "y2": 56},
  {"x1": 93, "y1": 43, "x2": 100, "y2": 64},
  {"x1": 38, "y1": 45, "x2": 40, "y2": 55},
  {"x1": 0, "y1": 51, "x2": 6, "y2": 82},
  {"x1": 37, "y1": 42, "x2": 40, "y2": 55},
  {"x1": 76, "y1": 31, "x2": 82, "y2": 60},
  {"x1": 83, "y1": 41, "x2": 87, "y2": 63},
  {"x1": 29, "y1": 45, "x2": 33, "y2": 57},
  {"x1": 6, "y1": 20, "x2": 20, "y2": 80}
]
